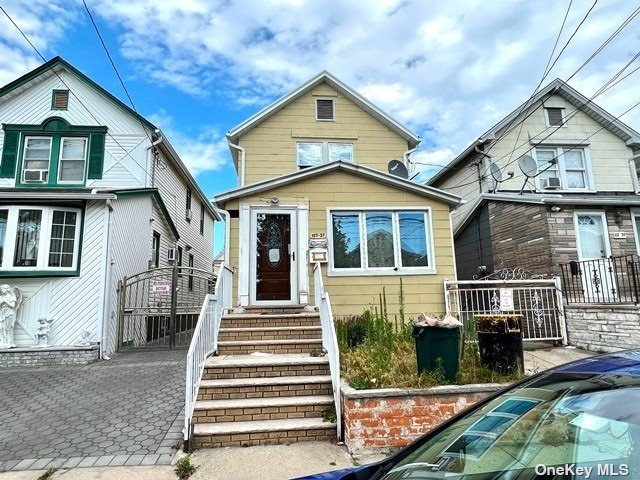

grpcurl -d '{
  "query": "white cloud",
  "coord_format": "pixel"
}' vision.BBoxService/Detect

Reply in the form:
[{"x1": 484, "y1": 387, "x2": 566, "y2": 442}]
[
  {"x1": 3, "y1": 0, "x2": 640, "y2": 181},
  {"x1": 148, "y1": 110, "x2": 230, "y2": 177}
]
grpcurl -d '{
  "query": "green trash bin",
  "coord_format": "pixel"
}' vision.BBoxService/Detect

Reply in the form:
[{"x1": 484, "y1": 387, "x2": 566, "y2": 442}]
[{"x1": 412, "y1": 325, "x2": 460, "y2": 382}]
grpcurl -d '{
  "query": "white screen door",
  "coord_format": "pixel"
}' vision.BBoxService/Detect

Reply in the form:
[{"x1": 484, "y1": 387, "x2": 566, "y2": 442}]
[{"x1": 575, "y1": 213, "x2": 615, "y2": 300}]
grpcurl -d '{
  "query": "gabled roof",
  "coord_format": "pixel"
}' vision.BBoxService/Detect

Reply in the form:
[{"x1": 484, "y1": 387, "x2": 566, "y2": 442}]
[
  {"x1": 214, "y1": 160, "x2": 462, "y2": 207},
  {"x1": 226, "y1": 71, "x2": 421, "y2": 147},
  {"x1": 428, "y1": 78, "x2": 640, "y2": 186},
  {"x1": 0, "y1": 56, "x2": 156, "y2": 131},
  {"x1": 0, "y1": 57, "x2": 219, "y2": 221}
]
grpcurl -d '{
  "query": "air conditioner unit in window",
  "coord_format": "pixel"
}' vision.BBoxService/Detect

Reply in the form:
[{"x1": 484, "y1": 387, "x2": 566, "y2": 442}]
[
  {"x1": 541, "y1": 177, "x2": 561, "y2": 189},
  {"x1": 185, "y1": 209, "x2": 193, "y2": 221},
  {"x1": 23, "y1": 169, "x2": 48, "y2": 183},
  {"x1": 168, "y1": 248, "x2": 177, "y2": 262}
]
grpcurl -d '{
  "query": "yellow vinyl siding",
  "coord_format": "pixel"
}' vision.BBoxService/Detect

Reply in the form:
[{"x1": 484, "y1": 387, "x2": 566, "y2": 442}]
[
  {"x1": 239, "y1": 84, "x2": 409, "y2": 184},
  {"x1": 224, "y1": 170, "x2": 455, "y2": 319}
]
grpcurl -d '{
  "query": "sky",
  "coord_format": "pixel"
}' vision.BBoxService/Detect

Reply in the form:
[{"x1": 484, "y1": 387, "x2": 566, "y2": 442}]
[{"x1": 1, "y1": 0, "x2": 640, "y2": 254}]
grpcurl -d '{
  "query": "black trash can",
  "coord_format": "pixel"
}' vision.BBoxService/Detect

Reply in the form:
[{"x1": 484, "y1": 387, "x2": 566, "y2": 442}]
[
  {"x1": 412, "y1": 325, "x2": 459, "y2": 382},
  {"x1": 474, "y1": 314, "x2": 524, "y2": 375}
]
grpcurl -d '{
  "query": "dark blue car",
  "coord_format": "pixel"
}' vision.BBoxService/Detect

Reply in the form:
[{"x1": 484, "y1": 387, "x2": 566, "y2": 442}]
[{"x1": 295, "y1": 350, "x2": 640, "y2": 479}]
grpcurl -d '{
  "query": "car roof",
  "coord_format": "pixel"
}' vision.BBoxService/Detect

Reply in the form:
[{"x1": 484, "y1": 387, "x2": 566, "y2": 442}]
[{"x1": 553, "y1": 349, "x2": 640, "y2": 376}]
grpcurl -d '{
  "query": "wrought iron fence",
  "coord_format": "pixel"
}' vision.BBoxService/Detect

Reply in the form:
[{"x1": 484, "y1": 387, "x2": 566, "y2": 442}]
[{"x1": 559, "y1": 255, "x2": 640, "y2": 304}]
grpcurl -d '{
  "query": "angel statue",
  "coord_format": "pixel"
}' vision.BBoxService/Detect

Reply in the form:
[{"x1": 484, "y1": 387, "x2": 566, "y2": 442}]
[{"x1": 0, "y1": 284, "x2": 22, "y2": 349}]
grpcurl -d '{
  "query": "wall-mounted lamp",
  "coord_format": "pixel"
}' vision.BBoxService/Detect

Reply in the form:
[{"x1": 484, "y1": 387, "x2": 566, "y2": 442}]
[
  {"x1": 614, "y1": 211, "x2": 623, "y2": 225},
  {"x1": 550, "y1": 206, "x2": 562, "y2": 212},
  {"x1": 269, "y1": 196, "x2": 279, "y2": 205},
  {"x1": 185, "y1": 245, "x2": 192, "y2": 251}
]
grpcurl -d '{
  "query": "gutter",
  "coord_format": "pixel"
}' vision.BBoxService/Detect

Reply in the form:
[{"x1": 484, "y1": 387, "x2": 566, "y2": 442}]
[
  {"x1": 402, "y1": 145, "x2": 418, "y2": 169},
  {"x1": 227, "y1": 140, "x2": 246, "y2": 187},
  {"x1": 100, "y1": 199, "x2": 114, "y2": 359}
]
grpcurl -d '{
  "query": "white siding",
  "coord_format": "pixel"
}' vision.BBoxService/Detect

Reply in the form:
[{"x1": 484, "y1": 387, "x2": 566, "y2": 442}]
[
  {"x1": 10, "y1": 200, "x2": 106, "y2": 347},
  {"x1": 153, "y1": 150, "x2": 214, "y2": 271}
]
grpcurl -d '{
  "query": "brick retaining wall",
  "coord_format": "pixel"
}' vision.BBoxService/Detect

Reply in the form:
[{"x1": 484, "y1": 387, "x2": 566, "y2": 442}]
[
  {"x1": 565, "y1": 305, "x2": 640, "y2": 352},
  {"x1": 341, "y1": 381, "x2": 504, "y2": 454},
  {"x1": 0, "y1": 345, "x2": 99, "y2": 367}
]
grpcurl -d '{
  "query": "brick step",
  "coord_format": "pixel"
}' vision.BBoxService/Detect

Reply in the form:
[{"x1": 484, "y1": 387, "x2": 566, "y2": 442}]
[
  {"x1": 197, "y1": 375, "x2": 333, "y2": 400},
  {"x1": 218, "y1": 326, "x2": 322, "y2": 342},
  {"x1": 221, "y1": 313, "x2": 321, "y2": 329},
  {"x1": 203, "y1": 354, "x2": 330, "y2": 379},
  {"x1": 192, "y1": 417, "x2": 336, "y2": 449},
  {"x1": 240, "y1": 305, "x2": 309, "y2": 315},
  {"x1": 193, "y1": 395, "x2": 334, "y2": 424},
  {"x1": 217, "y1": 339, "x2": 323, "y2": 355}
]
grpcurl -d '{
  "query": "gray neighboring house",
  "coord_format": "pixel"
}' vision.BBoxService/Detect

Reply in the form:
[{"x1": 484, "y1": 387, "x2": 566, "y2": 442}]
[{"x1": 429, "y1": 78, "x2": 640, "y2": 352}]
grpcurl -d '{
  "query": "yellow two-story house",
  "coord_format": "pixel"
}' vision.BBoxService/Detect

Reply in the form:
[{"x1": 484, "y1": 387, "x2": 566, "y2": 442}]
[{"x1": 214, "y1": 72, "x2": 462, "y2": 319}]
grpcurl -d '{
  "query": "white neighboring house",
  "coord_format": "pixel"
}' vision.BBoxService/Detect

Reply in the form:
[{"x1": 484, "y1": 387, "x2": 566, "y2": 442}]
[{"x1": 0, "y1": 57, "x2": 220, "y2": 358}]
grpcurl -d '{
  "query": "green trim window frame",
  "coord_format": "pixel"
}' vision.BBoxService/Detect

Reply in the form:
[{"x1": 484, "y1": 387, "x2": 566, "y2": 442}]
[
  {"x1": 0, "y1": 205, "x2": 83, "y2": 275},
  {"x1": 1, "y1": 117, "x2": 107, "y2": 185},
  {"x1": 327, "y1": 208, "x2": 435, "y2": 276},
  {"x1": 297, "y1": 141, "x2": 354, "y2": 168}
]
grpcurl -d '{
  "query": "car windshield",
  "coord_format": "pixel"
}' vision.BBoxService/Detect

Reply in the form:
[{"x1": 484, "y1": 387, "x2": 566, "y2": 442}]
[{"x1": 377, "y1": 372, "x2": 640, "y2": 479}]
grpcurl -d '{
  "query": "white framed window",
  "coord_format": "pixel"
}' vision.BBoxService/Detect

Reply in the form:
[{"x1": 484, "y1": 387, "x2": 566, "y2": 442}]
[
  {"x1": 328, "y1": 208, "x2": 435, "y2": 275},
  {"x1": 544, "y1": 107, "x2": 566, "y2": 127},
  {"x1": 315, "y1": 98, "x2": 334, "y2": 121},
  {"x1": 534, "y1": 147, "x2": 593, "y2": 191},
  {"x1": 58, "y1": 137, "x2": 87, "y2": 183},
  {"x1": 22, "y1": 136, "x2": 52, "y2": 183},
  {"x1": 631, "y1": 209, "x2": 640, "y2": 255},
  {"x1": 297, "y1": 141, "x2": 354, "y2": 168},
  {"x1": 0, "y1": 206, "x2": 82, "y2": 273}
]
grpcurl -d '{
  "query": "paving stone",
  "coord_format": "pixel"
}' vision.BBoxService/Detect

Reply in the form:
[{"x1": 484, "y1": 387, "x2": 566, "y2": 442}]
[
  {"x1": 61, "y1": 457, "x2": 83, "y2": 469},
  {"x1": 12, "y1": 458, "x2": 37, "y2": 470},
  {"x1": 77, "y1": 456, "x2": 100, "y2": 468},
  {"x1": 109, "y1": 454, "x2": 131, "y2": 466},
  {"x1": 93, "y1": 455, "x2": 115, "y2": 467},
  {"x1": 29, "y1": 458, "x2": 55, "y2": 470},
  {"x1": 124, "y1": 454, "x2": 146, "y2": 466},
  {"x1": 140, "y1": 453, "x2": 161, "y2": 466}
]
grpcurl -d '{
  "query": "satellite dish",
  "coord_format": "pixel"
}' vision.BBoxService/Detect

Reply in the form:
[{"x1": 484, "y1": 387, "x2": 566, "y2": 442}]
[
  {"x1": 388, "y1": 159, "x2": 409, "y2": 179},
  {"x1": 490, "y1": 163, "x2": 503, "y2": 182},
  {"x1": 518, "y1": 155, "x2": 538, "y2": 178}
]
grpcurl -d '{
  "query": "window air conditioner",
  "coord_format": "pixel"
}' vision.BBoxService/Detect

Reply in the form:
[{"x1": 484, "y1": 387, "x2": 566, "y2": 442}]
[
  {"x1": 185, "y1": 209, "x2": 193, "y2": 221},
  {"x1": 541, "y1": 177, "x2": 561, "y2": 189},
  {"x1": 23, "y1": 169, "x2": 48, "y2": 183},
  {"x1": 168, "y1": 248, "x2": 177, "y2": 262}
]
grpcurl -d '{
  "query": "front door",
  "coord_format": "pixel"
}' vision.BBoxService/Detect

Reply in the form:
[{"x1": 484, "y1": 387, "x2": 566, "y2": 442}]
[
  {"x1": 575, "y1": 212, "x2": 615, "y2": 300},
  {"x1": 252, "y1": 210, "x2": 297, "y2": 304}
]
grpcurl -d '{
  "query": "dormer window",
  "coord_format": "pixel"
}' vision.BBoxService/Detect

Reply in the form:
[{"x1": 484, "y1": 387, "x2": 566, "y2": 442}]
[
  {"x1": 52, "y1": 90, "x2": 69, "y2": 110},
  {"x1": 316, "y1": 99, "x2": 334, "y2": 121},
  {"x1": 297, "y1": 141, "x2": 353, "y2": 168},
  {"x1": 545, "y1": 107, "x2": 565, "y2": 127}
]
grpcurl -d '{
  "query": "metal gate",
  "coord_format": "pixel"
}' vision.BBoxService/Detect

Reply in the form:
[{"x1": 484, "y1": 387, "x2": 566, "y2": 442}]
[
  {"x1": 444, "y1": 268, "x2": 567, "y2": 344},
  {"x1": 116, "y1": 266, "x2": 216, "y2": 350}
]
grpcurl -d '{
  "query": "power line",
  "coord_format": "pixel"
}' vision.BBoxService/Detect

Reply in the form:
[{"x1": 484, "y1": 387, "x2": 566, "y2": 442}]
[
  {"x1": 82, "y1": 0, "x2": 153, "y2": 145},
  {"x1": 0, "y1": 5, "x2": 152, "y2": 176}
]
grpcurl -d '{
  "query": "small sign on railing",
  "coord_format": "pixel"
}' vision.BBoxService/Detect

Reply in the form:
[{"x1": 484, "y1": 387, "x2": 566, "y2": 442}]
[
  {"x1": 151, "y1": 280, "x2": 171, "y2": 294},
  {"x1": 499, "y1": 288, "x2": 514, "y2": 311}
]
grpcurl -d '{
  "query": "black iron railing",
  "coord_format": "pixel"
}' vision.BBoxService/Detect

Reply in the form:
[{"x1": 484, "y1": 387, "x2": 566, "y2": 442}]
[{"x1": 559, "y1": 255, "x2": 640, "y2": 304}]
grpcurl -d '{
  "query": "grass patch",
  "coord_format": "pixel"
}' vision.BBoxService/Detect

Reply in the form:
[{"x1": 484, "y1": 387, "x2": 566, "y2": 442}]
[
  {"x1": 336, "y1": 285, "x2": 524, "y2": 390},
  {"x1": 37, "y1": 470, "x2": 57, "y2": 480},
  {"x1": 174, "y1": 455, "x2": 197, "y2": 480}
]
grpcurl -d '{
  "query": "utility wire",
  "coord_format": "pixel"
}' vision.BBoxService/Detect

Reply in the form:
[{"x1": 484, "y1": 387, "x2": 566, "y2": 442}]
[
  {"x1": 82, "y1": 0, "x2": 154, "y2": 145},
  {"x1": 0, "y1": 5, "x2": 152, "y2": 176}
]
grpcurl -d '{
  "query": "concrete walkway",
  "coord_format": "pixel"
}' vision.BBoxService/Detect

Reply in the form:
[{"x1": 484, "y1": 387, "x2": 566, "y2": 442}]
[
  {"x1": 524, "y1": 344, "x2": 596, "y2": 373},
  {"x1": 0, "y1": 350, "x2": 186, "y2": 472}
]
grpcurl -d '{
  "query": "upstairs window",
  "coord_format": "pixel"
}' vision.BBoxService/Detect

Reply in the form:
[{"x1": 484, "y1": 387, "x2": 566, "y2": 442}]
[
  {"x1": 297, "y1": 141, "x2": 353, "y2": 168},
  {"x1": 186, "y1": 188, "x2": 192, "y2": 221},
  {"x1": 545, "y1": 107, "x2": 565, "y2": 127},
  {"x1": 535, "y1": 147, "x2": 592, "y2": 190},
  {"x1": 316, "y1": 98, "x2": 334, "y2": 121},
  {"x1": 52, "y1": 90, "x2": 69, "y2": 110},
  {"x1": 22, "y1": 137, "x2": 52, "y2": 183},
  {"x1": 58, "y1": 138, "x2": 87, "y2": 183},
  {"x1": 200, "y1": 204, "x2": 205, "y2": 235},
  {"x1": 151, "y1": 231, "x2": 161, "y2": 268}
]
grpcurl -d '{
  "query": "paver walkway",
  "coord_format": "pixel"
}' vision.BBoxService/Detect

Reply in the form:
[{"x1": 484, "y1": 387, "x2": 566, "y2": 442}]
[{"x1": 0, "y1": 349, "x2": 186, "y2": 472}]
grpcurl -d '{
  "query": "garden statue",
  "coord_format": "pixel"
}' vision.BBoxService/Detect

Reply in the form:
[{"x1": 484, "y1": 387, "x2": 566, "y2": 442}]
[
  {"x1": 74, "y1": 329, "x2": 93, "y2": 347},
  {"x1": 0, "y1": 284, "x2": 22, "y2": 349},
  {"x1": 34, "y1": 317, "x2": 54, "y2": 347}
]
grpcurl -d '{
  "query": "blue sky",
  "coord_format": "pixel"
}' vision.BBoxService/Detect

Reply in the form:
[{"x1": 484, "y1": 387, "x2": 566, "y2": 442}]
[{"x1": 1, "y1": 0, "x2": 640, "y2": 254}]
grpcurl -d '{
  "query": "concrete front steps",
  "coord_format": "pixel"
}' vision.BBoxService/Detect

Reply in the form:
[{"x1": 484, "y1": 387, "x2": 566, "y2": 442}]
[{"x1": 192, "y1": 350, "x2": 337, "y2": 449}]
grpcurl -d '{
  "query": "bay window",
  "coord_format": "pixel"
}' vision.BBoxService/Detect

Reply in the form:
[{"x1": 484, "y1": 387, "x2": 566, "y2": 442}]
[
  {"x1": 329, "y1": 209, "x2": 434, "y2": 274},
  {"x1": 0, "y1": 206, "x2": 82, "y2": 274},
  {"x1": 535, "y1": 147, "x2": 593, "y2": 190}
]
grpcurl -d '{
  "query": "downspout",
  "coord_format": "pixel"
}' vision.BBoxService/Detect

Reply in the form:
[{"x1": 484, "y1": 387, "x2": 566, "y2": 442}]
[
  {"x1": 402, "y1": 145, "x2": 418, "y2": 170},
  {"x1": 228, "y1": 140, "x2": 246, "y2": 187},
  {"x1": 150, "y1": 130, "x2": 164, "y2": 188},
  {"x1": 629, "y1": 153, "x2": 640, "y2": 194},
  {"x1": 214, "y1": 202, "x2": 231, "y2": 265},
  {"x1": 100, "y1": 199, "x2": 114, "y2": 359},
  {"x1": 449, "y1": 208, "x2": 459, "y2": 281}
]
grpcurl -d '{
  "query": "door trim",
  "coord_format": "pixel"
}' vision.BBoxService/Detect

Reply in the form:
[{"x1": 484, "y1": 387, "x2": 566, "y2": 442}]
[
  {"x1": 250, "y1": 207, "x2": 298, "y2": 306},
  {"x1": 573, "y1": 210, "x2": 611, "y2": 260}
]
